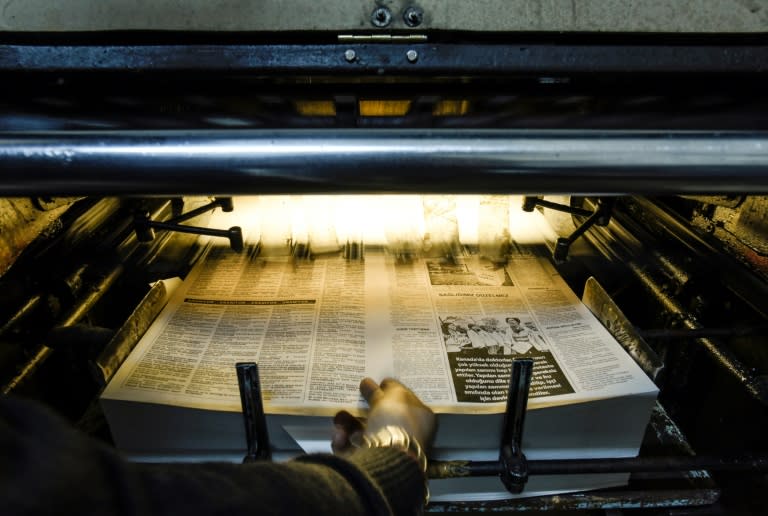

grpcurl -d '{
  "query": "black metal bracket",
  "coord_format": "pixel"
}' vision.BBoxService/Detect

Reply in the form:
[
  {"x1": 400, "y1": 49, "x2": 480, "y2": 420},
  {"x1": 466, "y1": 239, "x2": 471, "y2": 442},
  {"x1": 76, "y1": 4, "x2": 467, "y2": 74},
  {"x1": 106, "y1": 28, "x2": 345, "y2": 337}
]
[
  {"x1": 344, "y1": 239, "x2": 364, "y2": 261},
  {"x1": 134, "y1": 197, "x2": 243, "y2": 252},
  {"x1": 522, "y1": 197, "x2": 614, "y2": 263},
  {"x1": 499, "y1": 358, "x2": 534, "y2": 494},
  {"x1": 235, "y1": 362, "x2": 272, "y2": 462}
]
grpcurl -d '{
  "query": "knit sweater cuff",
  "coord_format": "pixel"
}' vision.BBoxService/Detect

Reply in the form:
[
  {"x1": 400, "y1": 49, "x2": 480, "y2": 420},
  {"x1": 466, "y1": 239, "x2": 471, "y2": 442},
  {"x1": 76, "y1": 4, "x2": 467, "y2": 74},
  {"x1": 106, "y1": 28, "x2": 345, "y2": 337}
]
[{"x1": 348, "y1": 447, "x2": 427, "y2": 516}]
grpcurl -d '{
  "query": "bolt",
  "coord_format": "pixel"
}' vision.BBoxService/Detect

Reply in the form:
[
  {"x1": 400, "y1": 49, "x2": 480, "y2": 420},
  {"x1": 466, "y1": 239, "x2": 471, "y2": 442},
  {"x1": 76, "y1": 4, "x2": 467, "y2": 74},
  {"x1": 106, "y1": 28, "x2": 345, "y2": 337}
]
[
  {"x1": 406, "y1": 49, "x2": 419, "y2": 63},
  {"x1": 344, "y1": 49, "x2": 356, "y2": 62},
  {"x1": 403, "y1": 6, "x2": 424, "y2": 27},
  {"x1": 371, "y1": 6, "x2": 392, "y2": 27}
]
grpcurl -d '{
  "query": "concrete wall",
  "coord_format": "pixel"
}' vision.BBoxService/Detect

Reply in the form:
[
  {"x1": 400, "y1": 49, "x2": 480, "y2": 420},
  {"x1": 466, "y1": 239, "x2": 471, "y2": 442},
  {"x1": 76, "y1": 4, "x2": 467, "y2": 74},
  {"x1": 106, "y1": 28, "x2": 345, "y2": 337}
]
[{"x1": 1, "y1": 0, "x2": 766, "y2": 33}]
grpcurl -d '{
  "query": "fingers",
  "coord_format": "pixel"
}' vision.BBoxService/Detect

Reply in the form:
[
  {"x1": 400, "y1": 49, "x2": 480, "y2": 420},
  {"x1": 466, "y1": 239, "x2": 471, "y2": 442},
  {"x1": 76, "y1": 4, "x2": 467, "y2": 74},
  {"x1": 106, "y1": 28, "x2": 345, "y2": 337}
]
[
  {"x1": 331, "y1": 424, "x2": 348, "y2": 454},
  {"x1": 361, "y1": 377, "x2": 423, "y2": 408},
  {"x1": 359, "y1": 377, "x2": 384, "y2": 405},
  {"x1": 362, "y1": 377, "x2": 407, "y2": 396},
  {"x1": 379, "y1": 377, "x2": 405, "y2": 391},
  {"x1": 332, "y1": 410, "x2": 364, "y2": 454},
  {"x1": 380, "y1": 377, "x2": 427, "y2": 409},
  {"x1": 333, "y1": 410, "x2": 363, "y2": 433}
]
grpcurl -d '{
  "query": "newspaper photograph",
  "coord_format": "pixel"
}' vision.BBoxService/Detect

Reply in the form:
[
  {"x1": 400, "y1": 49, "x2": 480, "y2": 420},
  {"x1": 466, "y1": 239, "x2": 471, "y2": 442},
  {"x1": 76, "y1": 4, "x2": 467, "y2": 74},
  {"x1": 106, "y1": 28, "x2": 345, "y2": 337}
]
[{"x1": 440, "y1": 315, "x2": 574, "y2": 402}]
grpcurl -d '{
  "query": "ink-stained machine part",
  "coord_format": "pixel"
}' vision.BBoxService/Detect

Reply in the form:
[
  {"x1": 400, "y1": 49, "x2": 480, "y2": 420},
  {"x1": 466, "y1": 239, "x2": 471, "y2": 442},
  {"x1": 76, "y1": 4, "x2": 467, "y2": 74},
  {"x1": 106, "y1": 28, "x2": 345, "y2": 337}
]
[
  {"x1": 236, "y1": 362, "x2": 272, "y2": 462},
  {"x1": 522, "y1": 197, "x2": 614, "y2": 262},
  {"x1": 133, "y1": 197, "x2": 243, "y2": 252},
  {"x1": 499, "y1": 358, "x2": 534, "y2": 493}
]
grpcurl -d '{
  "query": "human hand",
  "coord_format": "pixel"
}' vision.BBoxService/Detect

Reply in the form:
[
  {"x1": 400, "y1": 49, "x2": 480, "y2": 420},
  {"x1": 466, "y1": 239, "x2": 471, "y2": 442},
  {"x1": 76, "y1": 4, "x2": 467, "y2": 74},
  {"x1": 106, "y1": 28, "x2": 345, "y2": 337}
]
[{"x1": 332, "y1": 377, "x2": 436, "y2": 455}]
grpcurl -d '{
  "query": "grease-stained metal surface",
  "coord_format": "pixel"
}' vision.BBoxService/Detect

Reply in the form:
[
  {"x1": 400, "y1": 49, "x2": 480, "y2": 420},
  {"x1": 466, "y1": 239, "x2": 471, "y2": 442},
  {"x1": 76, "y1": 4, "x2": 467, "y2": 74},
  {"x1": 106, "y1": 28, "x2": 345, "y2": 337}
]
[
  {"x1": 1, "y1": 263, "x2": 124, "y2": 394},
  {"x1": 647, "y1": 403, "x2": 713, "y2": 483},
  {"x1": 428, "y1": 460, "x2": 475, "y2": 479},
  {"x1": 582, "y1": 276, "x2": 664, "y2": 381},
  {"x1": 0, "y1": 198, "x2": 72, "y2": 277},
  {"x1": 93, "y1": 278, "x2": 174, "y2": 386},
  {"x1": 426, "y1": 488, "x2": 719, "y2": 512}
]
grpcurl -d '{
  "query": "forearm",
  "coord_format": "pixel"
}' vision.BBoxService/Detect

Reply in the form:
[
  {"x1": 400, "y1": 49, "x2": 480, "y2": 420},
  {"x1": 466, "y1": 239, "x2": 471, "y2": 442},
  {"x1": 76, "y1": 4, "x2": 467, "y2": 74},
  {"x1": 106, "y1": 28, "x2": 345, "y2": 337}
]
[{"x1": 0, "y1": 397, "x2": 424, "y2": 516}]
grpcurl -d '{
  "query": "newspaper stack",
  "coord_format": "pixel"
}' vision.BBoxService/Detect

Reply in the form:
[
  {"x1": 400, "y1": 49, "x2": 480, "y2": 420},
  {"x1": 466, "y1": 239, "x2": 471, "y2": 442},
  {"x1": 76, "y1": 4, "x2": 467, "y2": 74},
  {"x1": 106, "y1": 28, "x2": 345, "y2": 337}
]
[{"x1": 102, "y1": 245, "x2": 658, "y2": 501}]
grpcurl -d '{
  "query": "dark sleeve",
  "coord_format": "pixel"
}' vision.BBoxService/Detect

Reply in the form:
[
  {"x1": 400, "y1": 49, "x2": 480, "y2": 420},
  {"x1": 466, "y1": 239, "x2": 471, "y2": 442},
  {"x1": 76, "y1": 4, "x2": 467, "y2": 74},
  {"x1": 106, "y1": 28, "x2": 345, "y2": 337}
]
[{"x1": 0, "y1": 397, "x2": 426, "y2": 516}]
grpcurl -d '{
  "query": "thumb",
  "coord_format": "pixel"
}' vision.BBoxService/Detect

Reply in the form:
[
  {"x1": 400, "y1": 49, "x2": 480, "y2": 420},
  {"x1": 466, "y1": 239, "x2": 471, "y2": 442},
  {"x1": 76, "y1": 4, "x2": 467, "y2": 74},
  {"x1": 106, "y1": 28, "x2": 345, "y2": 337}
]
[{"x1": 359, "y1": 377, "x2": 385, "y2": 406}]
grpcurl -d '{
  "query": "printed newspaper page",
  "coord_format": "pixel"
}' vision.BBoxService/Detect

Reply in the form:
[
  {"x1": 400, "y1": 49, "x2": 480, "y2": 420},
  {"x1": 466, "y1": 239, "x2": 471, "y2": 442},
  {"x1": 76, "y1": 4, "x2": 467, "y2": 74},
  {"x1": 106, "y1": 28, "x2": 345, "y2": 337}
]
[{"x1": 103, "y1": 243, "x2": 656, "y2": 417}]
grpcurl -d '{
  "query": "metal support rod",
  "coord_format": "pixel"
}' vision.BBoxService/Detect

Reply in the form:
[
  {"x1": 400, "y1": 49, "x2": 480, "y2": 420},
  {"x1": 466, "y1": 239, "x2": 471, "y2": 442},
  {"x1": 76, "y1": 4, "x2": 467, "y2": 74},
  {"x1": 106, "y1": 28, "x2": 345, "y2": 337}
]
[
  {"x1": 0, "y1": 294, "x2": 42, "y2": 338},
  {"x1": 147, "y1": 220, "x2": 243, "y2": 252},
  {"x1": 2, "y1": 264, "x2": 124, "y2": 394},
  {"x1": 165, "y1": 198, "x2": 233, "y2": 225},
  {"x1": 554, "y1": 208, "x2": 605, "y2": 262},
  {"x1": 92, "y1": 278, "x2": 175, "y2": 386},
  {"x1": 639, "y1": 326, "x2": 768, "y2": 339},
  {"x1": 628, "y1": 260, "x2": 768, "y2": 406},
  {"x1": 427, "y1": 488, "x2": 720, "y2": 512},
  {"x1": 2, "y1": 42, "x2": 768, "y2": 75},
  {"x1": 553, "y1": 199, "x2": 613, "y2": 262},
  {"x1": 522, "y1": 197, "x2": 593, "y2": 217},
  {"x1": 235, "y1": 362, "x2": 271, "y2": 462},
  {"x1": 3, "y1": 130, "x2": 768, "y2": 195},
  {"x1": 428, "y1": 454, "x2": 768, "y2": 479},
  {"x1": 580, "y1": 199, "x2": 768, "y2": 405},
  {"x1": 499, "y1": 358, "x2": 534, "y2": 493}
]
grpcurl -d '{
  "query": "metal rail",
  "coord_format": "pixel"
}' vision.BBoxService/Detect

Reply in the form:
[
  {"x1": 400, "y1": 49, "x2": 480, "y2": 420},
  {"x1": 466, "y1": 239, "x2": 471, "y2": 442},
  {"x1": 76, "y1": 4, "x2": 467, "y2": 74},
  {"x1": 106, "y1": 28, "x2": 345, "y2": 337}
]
[
  {"x1": 428, "y1": 454, "x2": 768, "y2": 478},
  {"x1": 1, "y1": 42, "x2": 768, "y2": 74},
  {"x1": 2, "y1": 130, "x2": 768, "y2": 196}
]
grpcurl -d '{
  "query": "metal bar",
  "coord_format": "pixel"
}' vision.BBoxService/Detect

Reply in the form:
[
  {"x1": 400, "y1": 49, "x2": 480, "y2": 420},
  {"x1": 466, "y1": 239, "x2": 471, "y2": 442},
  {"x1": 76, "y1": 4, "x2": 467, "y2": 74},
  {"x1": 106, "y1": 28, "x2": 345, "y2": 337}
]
[
  {"x1": 528, "y1": 455, "x2": 768, "y2": 475},
  {"x1": 0, "y1": 294, "x2": 42, "y2": 338},
  {"x1": 427, "y1": 488, "x2": 720, "y2": 512},
  {"x1": 582, "y1": 277, "x2": 664, "y2": 381},
  {"x1": 527, "y1": 198, "x2": 594, "y2": 217},
  {"x1": 628, "y1": 260, "x2": 768, "y2": 406},
  {"x1": 235, "y1": 362, "x2": 271, "y2": 462},
  {"x1": 1, "y1": 43, "x2": 768, "y2": 74},
  {"x1": 633, "y1": 197, "x2": 768, "y2": 319},
  {"x1": 3, "y1": 130, "x2": 768, "y2": 196},
  {"x1": 501, "y1": 359, "x2": 534, "y2": 458},
  {"x1": 92, "y1": 278, "x2": 175, "y2": 386},
  {"x1": 428, "y1": 454, "x2": 768, "y2": 478},
  {"x1": 579, "y1": 198, "x2": 768, "y2": 404},
  {"x1": 149, "y1": 220, "x2": 227, "y2": 238},
  {"x1": 499, "y1": 358, "x2": 533, "y2": 493},
  {"x1": 2, "y1": 264, "x2": 124, "y2": 394},
  {"x1": 147, "y1": 221, "x2": 243, "y2": 252},
  {"x1": 640, "y1": 326, "x2": 768, "y2": 339},
  {"x1": 165, "y1": 203, "x2": 218, "y2": 225}
]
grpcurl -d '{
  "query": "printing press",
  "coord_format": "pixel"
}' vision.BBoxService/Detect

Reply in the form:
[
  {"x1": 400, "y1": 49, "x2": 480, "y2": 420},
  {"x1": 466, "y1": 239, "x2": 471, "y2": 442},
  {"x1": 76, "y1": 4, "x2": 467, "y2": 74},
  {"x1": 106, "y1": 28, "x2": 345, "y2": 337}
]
[{"x1": 1, "y1": 1, "x2": 768, "y2": 513}]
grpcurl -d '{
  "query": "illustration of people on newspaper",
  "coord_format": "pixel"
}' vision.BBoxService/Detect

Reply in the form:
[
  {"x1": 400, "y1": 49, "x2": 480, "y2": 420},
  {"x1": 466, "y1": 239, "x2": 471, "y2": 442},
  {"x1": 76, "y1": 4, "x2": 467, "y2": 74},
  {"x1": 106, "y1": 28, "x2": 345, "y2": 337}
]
[
  {"x1": 440, "y1": 316, "x2": 550, "y2": 356},
  {"x1": 441, "y1": 314, "x2": 575, "y2": 402},
  {"x1": 502, "y1": 317, "x2": 550, "y2": 354},
  {"x1": 441, "y1": 320, "x2": 472, "y2": 353},
  {"x1": 426, "y1": 260, "x2": 513, "y2": 287}
]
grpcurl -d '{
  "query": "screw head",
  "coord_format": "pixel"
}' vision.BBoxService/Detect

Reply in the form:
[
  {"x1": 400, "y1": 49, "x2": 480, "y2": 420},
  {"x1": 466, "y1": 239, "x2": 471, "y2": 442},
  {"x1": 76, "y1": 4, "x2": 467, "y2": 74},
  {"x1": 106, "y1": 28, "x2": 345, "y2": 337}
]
[
  {"x1": 403, "y1": 6, "x2": 424, "y2": 27},
  {"x1": 344, "y1": 49, "x2": 356, "y2": 62},
  {"x1": 406, "y1": 49, "x2": 419, "y2": 63},
  {"x1": 371, "y1": 6, "x2": 392, "y2": 27}
]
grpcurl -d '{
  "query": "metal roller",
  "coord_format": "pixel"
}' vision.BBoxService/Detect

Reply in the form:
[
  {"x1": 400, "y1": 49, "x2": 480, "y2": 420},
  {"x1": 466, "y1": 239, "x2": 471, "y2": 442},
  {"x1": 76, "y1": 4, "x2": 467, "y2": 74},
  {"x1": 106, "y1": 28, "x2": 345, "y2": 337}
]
[{"x1": 1, "y1": 130, "x2": 768, "y2": 195}]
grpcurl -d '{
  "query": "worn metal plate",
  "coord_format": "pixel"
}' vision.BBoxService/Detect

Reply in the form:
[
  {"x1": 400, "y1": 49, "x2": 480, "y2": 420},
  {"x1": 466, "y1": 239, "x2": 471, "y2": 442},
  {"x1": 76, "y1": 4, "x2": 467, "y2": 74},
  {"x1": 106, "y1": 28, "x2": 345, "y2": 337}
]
[{"x1": 582, "y1": 276, "x2": 664, "y2": 381}]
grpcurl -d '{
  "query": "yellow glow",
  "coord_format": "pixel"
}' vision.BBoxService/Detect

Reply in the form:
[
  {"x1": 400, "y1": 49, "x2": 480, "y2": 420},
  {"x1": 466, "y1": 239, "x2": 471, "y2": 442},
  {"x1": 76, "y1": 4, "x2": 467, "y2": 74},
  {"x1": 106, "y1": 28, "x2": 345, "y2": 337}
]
[
  {"x1": 432, "y1": 100, "x2": 470, "y2": 116},
  {"x1": 358, "y1": 100, "x2": 412, "y2": 117},
  {"x1": 294, "y1": 100, "x2": 337, "y2": 116},
  {"x1": 210, "y1": 195, "x2": 548, "y2": 251}
]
